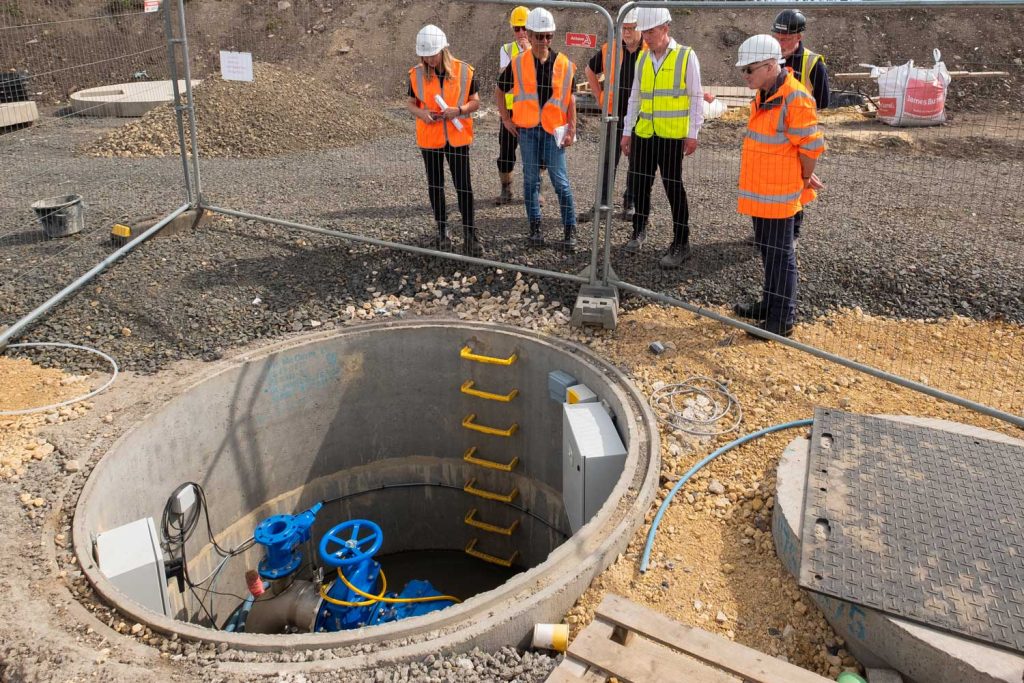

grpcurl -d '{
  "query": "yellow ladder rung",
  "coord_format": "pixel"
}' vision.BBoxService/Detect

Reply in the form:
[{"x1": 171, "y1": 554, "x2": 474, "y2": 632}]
[
  {"x1": 461, "y1": 380, "x2": 519, "y2": 403},
  {"x1": 465, "y1": 538, "x2": 519, "y2": 568},
  {"x1": 463, "y1": 446, "x2": 519, "y2": 472},
  {"x1": 464, "y1": 508, "x2": 520, "y2": 536},
  {"x1": 460, "y1": 345, "x2": 518, "y2": 366},
  {"x1": 462, "y1": 413, "x2": 518, "y2": 437},
  {"x1": 464, "y1": 478, "x2": 519, "y2": 503}
]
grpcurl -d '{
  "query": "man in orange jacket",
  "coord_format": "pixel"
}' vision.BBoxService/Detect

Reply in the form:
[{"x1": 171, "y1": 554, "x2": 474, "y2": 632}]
[{"x1": 734, "y1": 34, "x2": 824, "y2": 340}]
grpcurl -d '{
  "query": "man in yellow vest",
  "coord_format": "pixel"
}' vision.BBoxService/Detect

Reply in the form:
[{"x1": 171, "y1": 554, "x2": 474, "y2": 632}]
[
  {"x1": 772, "y1": 9, "x2": 830, "y2": 245},
  {"x1": 583, "y1": 7, "x2": 644, "y2": 220},
  {"x1": 495, "y1": 6, "x2": 531, "y2": 205},
  {"x1": 495, "y1": 7, "x2": 579, "y2": 252},
  {"x1": 620, "y1": 7, "x2": 704, "y2": 269},
  {"x1": 734, "y1": 35, "x2": 824, "y2": 340}
]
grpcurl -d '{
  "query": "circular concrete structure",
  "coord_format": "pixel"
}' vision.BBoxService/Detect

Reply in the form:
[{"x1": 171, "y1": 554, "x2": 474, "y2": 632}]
[
  {"x1": 73, "y1": 321, "x2": 659, "y2": 657},
  {"x1": 773, "y1": 416, "x2": 1024, "y2": 683},
  {"x1": 70, "y1": 80, "x2": 201, "y2": 117}
]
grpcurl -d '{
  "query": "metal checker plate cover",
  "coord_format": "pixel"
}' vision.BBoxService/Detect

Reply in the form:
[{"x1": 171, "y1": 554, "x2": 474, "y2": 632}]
[{"x1": 799, "y1": 408, "x2": 1024, "y2": 653}]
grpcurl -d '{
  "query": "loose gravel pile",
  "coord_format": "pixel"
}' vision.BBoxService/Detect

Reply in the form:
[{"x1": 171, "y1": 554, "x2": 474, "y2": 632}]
[{"x1": 86, "y1": 64, "x2": 392, "y2": 159}]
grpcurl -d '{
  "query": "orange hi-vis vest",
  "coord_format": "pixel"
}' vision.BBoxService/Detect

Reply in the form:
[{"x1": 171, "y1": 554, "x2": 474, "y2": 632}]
[
  {"x1": 409, "y1": 58, "x2": 474, "y2": 149},
  {"x1": 511, "y1": 50, "x2": 575, "y2": 134},
  {"x1": 737, "y1": 70, "x2": 825, "y2": 219},
  {"x1": 598, "y1": 40, "x2": 647, "y2": 115}
]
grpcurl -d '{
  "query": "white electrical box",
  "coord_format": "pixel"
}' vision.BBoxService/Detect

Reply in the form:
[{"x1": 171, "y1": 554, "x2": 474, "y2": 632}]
[
  {"x1": 95, "y1": 517, "x2": 172, "y2": 617},
  {"x1": 563, "y1": 403, "x2": 627, "y2": 533}
]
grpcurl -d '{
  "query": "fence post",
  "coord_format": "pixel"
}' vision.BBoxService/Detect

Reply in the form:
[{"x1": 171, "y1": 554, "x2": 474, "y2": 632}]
[
  {"x1": 162, "y1": 0, "x2": 193, "y2": 206},
  {"x1": 173, "y1": 0, "x2": 204, "y2": 206}
]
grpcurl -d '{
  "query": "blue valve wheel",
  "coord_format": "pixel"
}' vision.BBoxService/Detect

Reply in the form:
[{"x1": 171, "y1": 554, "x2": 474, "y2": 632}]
[{"x1": 319, "y1": 519, "x2": 384, "y2": 567}]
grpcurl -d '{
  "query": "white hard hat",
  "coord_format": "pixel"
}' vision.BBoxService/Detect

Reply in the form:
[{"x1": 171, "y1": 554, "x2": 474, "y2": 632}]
[
  {"x1": 635, "y1": 7, "x2": 671, "y2": 32},
  {"x1": 525, "y1": 7, "x2": 556, "y2": 32},
  {"x1": 415, "y1": 24, "x2": 448, "y2": 57},
  {"x1": 735, "y1": 34, "x2": 783, "y2": 67},
  {"x1": 622, "y1": 8, "x2": 639, "y2": 25}
]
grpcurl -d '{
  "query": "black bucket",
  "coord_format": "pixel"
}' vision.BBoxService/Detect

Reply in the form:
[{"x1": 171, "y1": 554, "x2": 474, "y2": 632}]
[{"x1": 31, "y1": 194, "x2": 86, "y2": 238}]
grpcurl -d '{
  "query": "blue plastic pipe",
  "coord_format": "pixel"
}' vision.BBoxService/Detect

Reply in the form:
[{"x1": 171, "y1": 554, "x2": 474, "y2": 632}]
[{"x1": 639, "y1": 419, "x2": 813, "y2": 573}]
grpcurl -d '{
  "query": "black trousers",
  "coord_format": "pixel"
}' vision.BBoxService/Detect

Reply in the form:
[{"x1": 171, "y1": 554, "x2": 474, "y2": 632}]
[
  {"x1": 496, "y1": 108, "x2": 518, "y2": 174},
  {"x1": 598, "y1": 120, "x2": 634, "y2": 207},
  {"x1": 422, "y1": 144, "x2": 473, "y2": 230},
  {"x1": 628, "y1": 135, "x2": 689, "y2": 244},
  {"x1": 752, "y1": 216, "x2": 798, "y2": 328},
  {"x1": 793, "y1": 209, "x2": 804, "y2": 238}
]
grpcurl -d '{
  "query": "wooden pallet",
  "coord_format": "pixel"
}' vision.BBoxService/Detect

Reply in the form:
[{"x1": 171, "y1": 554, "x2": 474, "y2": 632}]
[{"x1": 547, "y1": 594, "x2": 833, "y2": 683}]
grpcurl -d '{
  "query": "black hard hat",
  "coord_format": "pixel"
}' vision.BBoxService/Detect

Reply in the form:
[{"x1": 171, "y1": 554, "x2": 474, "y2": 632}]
[{"x1": 772, "y1": 9, "x2": 806, "y2": 34}]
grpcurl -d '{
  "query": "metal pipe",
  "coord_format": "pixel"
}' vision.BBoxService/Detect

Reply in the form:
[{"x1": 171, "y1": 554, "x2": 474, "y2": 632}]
[
  {"x1": 203, "y1": 205, "x2": 590, "y2": 285},
  {"x1": 173, "y1": 0, "x2": 203, "y2": 205},
  {"x1": 0, "y1": 203, "x2": 191, "y2": 351},
  {"x1": 161, "y1": 1, "x2": 192, "y2": 206},
  {"x1": 243, "y1": 579, "x2": 322, "y2": 634},
  {"x1": 612, "y1": 279, "x2": 1024, "y2": 430}
]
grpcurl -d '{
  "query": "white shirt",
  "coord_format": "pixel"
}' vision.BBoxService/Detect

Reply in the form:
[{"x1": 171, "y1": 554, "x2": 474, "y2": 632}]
[
  {"x1": 623, "y1": 38, "x2": 704, "y2": 139},
  {"x1": 499, "y1": 40, "x2": 526, "y2": 70}
]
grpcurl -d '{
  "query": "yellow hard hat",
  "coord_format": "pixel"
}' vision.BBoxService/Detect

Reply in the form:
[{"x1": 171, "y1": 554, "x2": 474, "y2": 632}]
[{"x1": 510, "y1": 6, "x2": 529, "y2": 27}]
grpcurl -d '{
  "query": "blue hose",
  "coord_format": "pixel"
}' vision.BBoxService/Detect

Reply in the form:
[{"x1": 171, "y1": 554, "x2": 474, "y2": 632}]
[{"x1": 639, "y1": 418, "x2": 813, "y2": 573}]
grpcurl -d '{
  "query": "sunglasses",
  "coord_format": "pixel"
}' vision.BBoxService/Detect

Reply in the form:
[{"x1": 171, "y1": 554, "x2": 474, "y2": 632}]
[
  {"x1": 741, "y1": 62, "x2": 770, "y2": 76},
  {"x1": 532, "y1": 33, "x2": 554, "y2": 41},
  {"x1": 513, "y1": 26, "x2": 526, "y2": 32}
]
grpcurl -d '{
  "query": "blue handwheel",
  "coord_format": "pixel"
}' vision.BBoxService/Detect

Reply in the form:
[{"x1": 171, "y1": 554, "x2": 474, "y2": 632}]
[{"x1": 319, "y1": 519, "x2": 384, "y2": 567}]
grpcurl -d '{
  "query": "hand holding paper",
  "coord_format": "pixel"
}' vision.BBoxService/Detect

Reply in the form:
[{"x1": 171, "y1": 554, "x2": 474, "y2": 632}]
[{"x1": 433, "y1": 95, "x2": 464, "y2": 131}]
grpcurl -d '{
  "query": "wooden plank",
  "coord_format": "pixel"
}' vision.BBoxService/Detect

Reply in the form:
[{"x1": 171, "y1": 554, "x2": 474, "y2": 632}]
[
  {"x1": 570, "y1": 620, "x2": 739, "y2": 683},
  {"x1": 595, "y1": 594, "x2": 832, "y2": 683},
  {"x1": 546, "y1": 657, "x2": 606, "y2": 683},
  {"x1": 834, "y1": 70, "x2": 1008, "y2": 79}
]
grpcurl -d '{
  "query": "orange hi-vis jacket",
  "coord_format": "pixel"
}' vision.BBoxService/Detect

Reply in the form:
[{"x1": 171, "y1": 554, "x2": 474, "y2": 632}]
[
  {"x1": 511, "y1": 50, "x2": 575, "y2": 134},
  {"x1": 598, "y1": 40, "x2": 647, "y2": 115},
  {"x1": 409, "y1": 59, "x2": 475, "y2": 149},
  {"x1": 738, "y1": 70, "x2": 825, "y2": 219}
]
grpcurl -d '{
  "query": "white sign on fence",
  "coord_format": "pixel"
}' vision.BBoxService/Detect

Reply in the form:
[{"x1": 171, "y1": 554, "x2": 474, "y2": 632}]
[
  {"x1": 144, "y1": 0, "x2": 161, "y2": 12},
  {"x1": 219, "y1": 50, "x2": 254, "y2": 82}
]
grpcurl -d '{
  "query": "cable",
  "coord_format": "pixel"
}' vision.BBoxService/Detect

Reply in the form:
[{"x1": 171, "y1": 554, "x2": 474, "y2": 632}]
[
  {"x1": 639, "y1": 419, "x2": 813, "y2": 573},
  {"x1": 330, "y1": 567, "x2": 461, "y2": 606},
  {"x1": 318, "y1": 569, "x2": 388, "y2": 607},
  {"x1": 649, "y1": 376, "x2": 743, "y2": 437},
  {"x1": 0, "y1": 342, "x2": 119, "y2": 416}
]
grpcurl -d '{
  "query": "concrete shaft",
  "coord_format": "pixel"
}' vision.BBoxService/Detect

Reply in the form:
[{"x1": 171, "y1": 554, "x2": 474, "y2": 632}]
[
  {"x1": 773, "y1": 416, "x2": 1024, "y2": 683},
  {"x1": 73, "y1": 321, "x2": 659, "y2": 658}
]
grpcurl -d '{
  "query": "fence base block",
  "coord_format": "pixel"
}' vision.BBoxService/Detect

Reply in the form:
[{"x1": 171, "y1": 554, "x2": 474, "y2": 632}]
[{"x1": 571, "y1": 284, "x2": 618, "y2": 330}]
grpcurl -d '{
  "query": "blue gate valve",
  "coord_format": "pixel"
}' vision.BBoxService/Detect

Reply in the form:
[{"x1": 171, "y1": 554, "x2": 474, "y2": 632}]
[{"x1": 254, "y1": 502, "x2": 322, "y2": 580}]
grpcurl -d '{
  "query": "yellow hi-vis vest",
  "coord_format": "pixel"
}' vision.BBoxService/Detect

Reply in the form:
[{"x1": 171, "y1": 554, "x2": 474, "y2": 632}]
[
  {"x1": 502, "y1": 41, "x2": 523, "y2": 109},
  {"x1": 634, "y1": 45, "x2": 692, "y2": 140},
  {"x1": 798, "y1": 48, "x2": 824, "y2": 91}
]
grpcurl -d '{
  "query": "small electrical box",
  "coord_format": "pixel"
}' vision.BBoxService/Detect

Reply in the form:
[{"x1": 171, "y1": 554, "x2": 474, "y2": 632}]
[
  {"x1": 562, "y1": 403, "x2": 627, "y2": 533},
  {"x1": 95, "y1": 517, "x2": 172, "y2": 617},
  {"x1": 566, "y1": 383, "x2": 597, "y2": 404}
]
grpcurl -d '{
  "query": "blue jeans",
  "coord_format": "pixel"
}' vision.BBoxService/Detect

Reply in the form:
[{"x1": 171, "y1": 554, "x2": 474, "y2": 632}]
[
  {"x1": 518, "y1": 125, "x2": 575, "y2": 227},
  {"x1": 752, "y1": 216, "x2": 798, "y2": 328}
]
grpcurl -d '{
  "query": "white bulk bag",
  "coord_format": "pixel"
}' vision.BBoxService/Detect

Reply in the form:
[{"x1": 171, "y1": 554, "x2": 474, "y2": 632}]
[{"x1": 863, "y1": 49, "x2": 951, "y2": 127}]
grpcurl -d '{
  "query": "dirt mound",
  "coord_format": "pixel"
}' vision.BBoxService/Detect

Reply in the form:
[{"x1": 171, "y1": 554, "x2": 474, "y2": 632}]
[{"x1": 86, "y1": 64, "x2": 389, "y2": 158}]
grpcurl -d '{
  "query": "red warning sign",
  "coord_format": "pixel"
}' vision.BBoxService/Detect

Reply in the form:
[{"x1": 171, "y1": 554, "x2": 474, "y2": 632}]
[
  {"x1": 143, "y1": 0, "x2": 161, "y2": 11},
  {"x1": 565, "y1": 33, "x2": 598, "y2": 49}
]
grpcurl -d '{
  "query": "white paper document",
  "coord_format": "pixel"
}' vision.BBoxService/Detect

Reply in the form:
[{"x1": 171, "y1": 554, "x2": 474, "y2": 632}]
[
  {"x1": 553, "y1": 124, "x2": 569, "y2": 148},
  {"x1": 433, "y1": 95, "x2": 465, "y2": 131},
  {"x1": 220, "y1": 51, "x2": 254, "y2": 83}
]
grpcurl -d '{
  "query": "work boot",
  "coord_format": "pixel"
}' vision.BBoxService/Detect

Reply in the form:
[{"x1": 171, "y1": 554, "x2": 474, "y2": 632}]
[
  {"x1": 577, "y1": 205, "x2": 609, "y2": 223},
  {"x1": 733, "y1": 300, "x2": 768, "y2": 320},
  {"x1": 527, "y1": 220, "x2": 544, "y2": 247},
  {"x1": 623, "y1": 227, "x2": 647, "y2": 255},
  {"x1": 745, "y1": 319, "x2": 795, "y2": 341},
  {"x1": 463, "y1": 227, "x2": 484, "y2": 257},
  {"x1": 555, "y1": 224, "x2": 577, "y2": 254},
  {"x1": 496, "y1": 172, "x2": 514, "y2": 206},
  {"x1": 435, "y1": 223, "x2": 452, "y2": 251},
  {"x1": 659, "y1": 240, "x2": 691, "y2": 269}
]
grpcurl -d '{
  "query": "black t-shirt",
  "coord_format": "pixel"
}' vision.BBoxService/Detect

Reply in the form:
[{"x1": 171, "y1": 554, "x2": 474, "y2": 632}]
[
  {"x1": 588, "y1": 41, "x2": 641, "y2": 118},
  {"x1": 408, "y1": 69, "x2": 478, "y2": 102},
  {"x1": 496, "y1": 50, "x2": 562, "y2": 108}
]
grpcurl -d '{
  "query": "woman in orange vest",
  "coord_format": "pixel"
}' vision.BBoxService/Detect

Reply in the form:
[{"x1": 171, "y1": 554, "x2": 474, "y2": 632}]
[
  {"x1": 734, "y1": 35, "x2": 824, "y2": 340},
  {"x1": 407, "y1": 25, "x2": 482, "y2": 256}
]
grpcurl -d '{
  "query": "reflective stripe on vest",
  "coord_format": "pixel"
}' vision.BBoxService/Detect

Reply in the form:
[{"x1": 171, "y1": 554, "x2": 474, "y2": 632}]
[
  {"x1": 410, "y1": 59, "x2": 474, "y2": 149},
  {"x1": 503, "y1": 41, "x2": 522, "y2": 109},
  {"x1": 634, "y1": 46, "x2": 691, "y2": 140},
  {"x1": 798, "y1": 49, "x2": 824, "y2": 90},
  {"x1": 737, "y1": 72, "x2": 824, "y2": 218},
  {"x1": 600, "y1": 40, "x2": 646, "y2": 115},
  {"x1": 511, "y1": 51, "x2": 575, "y2": 135}
]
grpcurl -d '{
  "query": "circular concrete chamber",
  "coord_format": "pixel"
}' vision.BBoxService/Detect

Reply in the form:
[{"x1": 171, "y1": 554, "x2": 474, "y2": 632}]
[{"x1": 74, "y1": 321, "x2": 659, "y2": 656}]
